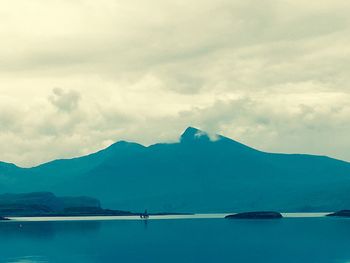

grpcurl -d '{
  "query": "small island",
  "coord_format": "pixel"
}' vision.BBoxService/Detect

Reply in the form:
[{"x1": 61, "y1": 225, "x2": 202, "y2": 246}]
[
  {"x1": 225, "y1": 211, "x2": 283, "y2": 219},
  {"x1": 326, "y1": 210, "x2": 350, "y2": 218}
]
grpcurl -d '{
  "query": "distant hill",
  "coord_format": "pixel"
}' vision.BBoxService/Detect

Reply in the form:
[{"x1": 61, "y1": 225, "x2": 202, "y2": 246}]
[
  {"x1": 1, "y1": 127, "x2": 350, "y2": 213},
  {"x1": 0, "y1": 192, "x2": 135, "y2": 217},
  {"x1": 0, "y1": 192, "x2": 98, "y2": 216}
]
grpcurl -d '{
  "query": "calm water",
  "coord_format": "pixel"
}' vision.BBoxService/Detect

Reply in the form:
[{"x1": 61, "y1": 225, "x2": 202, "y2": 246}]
[{"x1": 1, "y1": 218, "x2": 350, "y2": 263}]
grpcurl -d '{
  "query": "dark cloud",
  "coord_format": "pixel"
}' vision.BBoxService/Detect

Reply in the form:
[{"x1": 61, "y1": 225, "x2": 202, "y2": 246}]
[{"x1": 49, "y1": 88, "x2": 81, "y2": 112}]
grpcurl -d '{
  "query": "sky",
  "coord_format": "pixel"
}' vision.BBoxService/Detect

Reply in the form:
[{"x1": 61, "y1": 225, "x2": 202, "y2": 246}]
[{"x1": 1, "y1": 0, "x2": 350, "y2": 167}]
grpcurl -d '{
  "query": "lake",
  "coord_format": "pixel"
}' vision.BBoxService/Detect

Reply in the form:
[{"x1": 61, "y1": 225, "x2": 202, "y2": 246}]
[{"x1": 1, "y1": 217, "x2": 350, "y2": 262}]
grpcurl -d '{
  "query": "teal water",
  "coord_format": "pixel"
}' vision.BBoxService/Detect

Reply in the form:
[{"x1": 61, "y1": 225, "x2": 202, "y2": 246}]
[{"x1": 1, "y1": 218, "x2": 350, "y2": 263}]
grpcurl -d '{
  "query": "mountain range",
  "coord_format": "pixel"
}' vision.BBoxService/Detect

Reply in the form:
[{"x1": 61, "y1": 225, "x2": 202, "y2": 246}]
[{"x1": 1, "y1": 127, "x2": 350, "y2": 213}]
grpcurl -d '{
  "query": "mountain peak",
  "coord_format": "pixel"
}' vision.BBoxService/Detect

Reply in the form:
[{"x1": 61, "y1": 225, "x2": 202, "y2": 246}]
[{"x1": 180, "y1": 127, "x2": 211, "y2": 143}]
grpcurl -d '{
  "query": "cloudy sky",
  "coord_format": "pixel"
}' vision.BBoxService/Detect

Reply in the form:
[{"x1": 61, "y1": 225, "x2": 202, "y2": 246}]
[{"x1": 1, "y1": 0, "x2": 350, "y2": 167}]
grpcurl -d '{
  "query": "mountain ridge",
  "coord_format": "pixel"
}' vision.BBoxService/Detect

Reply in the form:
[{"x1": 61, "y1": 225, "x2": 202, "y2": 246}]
[
  {"x1": 1, "y1": 126, "x2": 347, "y2": 169},
  {"x1": 1, "y1": 127, "x2": 350, "y2": 213}
]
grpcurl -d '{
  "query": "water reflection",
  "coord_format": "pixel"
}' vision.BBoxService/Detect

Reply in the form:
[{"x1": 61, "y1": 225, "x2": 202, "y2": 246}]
[
  {"x1": 1, "y1": 218, "x2": 350, "y2": 263},
  {"x1": 0, "y1": 221, "x2": 101, "y2": 239},
  {"x1": 4, "y1": 256, "x2": 48, "y2": 263}
]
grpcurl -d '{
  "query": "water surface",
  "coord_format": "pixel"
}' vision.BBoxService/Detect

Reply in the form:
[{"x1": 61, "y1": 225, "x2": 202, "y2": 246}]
[{"x1": 1, "y1": 218, "x2": 350, "y2": 262}]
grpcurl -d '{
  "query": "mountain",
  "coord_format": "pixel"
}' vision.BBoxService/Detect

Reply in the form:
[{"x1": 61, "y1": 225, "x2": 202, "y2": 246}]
[{"x1": 1, "y1": 127, "x2": 350, "y2": 213}]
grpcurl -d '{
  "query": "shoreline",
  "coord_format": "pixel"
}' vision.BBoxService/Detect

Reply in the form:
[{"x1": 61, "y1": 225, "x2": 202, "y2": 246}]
[{"x1": 1, "y1": 213, "x2": 335, "y2": 222}]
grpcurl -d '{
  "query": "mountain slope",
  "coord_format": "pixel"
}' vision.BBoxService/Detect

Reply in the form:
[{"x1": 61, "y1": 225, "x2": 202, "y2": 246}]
[{"x1": 1, "y1": 127, "x2": 350, "y2": 212}]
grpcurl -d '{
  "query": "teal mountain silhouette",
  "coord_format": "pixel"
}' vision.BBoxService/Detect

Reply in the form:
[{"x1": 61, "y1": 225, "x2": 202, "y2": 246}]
[{"x1": 1, "y1": 127, "x2": 350, "y2": 212}]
